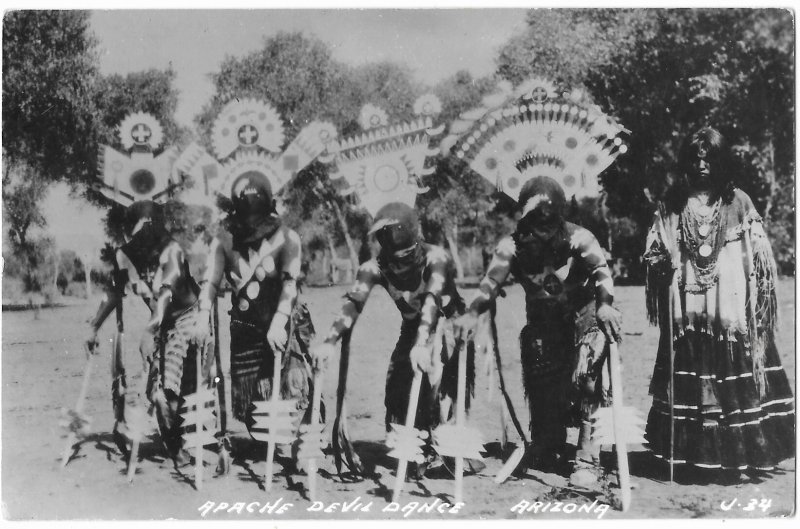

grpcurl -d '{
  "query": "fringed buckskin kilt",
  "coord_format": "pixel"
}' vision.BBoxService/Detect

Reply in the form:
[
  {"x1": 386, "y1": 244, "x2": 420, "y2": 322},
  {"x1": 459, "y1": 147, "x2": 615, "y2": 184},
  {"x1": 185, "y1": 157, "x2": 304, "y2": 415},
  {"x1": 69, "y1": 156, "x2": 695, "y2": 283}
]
[
  {"x1": 147, "y1": 305, "x2": 215, "y2": 402},
  {"x1": 384, "y1": 317, "x2": 472, "y2": 432},
  {"x1": 230, "y1": 302, "x2": 316, "y2": 426},
  {"x1": 146, "y1": 304, "x2": 215, "y2": 458},
  {"x1": 646, "y1": 329, "x2": 795, "y2": 470},
  {"x1": 519, "y1": 301, "x2": 610, "y2": 455}
]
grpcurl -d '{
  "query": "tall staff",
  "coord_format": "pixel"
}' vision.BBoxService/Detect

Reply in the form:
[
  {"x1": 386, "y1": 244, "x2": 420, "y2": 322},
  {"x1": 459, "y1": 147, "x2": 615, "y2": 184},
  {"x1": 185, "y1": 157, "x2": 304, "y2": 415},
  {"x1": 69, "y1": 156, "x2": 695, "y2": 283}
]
[
  {"x1": 190, "y1": 98, "x2": 336, "y2": 487},
  {"x1": 312, "y1": 95, "x2": 477, "y2": 498},
  {"x1": 445, "y1": 76, "x2": 629, "y2": 487},
  {"x1": 642, "y1": 128, "x2": 794, "y2": 483}
]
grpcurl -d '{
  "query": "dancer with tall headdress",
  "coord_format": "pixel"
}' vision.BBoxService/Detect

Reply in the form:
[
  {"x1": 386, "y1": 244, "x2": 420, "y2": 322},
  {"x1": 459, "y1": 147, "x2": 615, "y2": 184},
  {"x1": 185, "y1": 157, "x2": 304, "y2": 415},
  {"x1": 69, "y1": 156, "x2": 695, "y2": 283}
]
[
  {"x1": 311, "y1": 96, "x2": 483, "y2": 485},
  {"x1": 84, "y1": 112, "x2": 218, "y2": 469},
  {"x1": 188, "y1": 99, "x2": 336, "y2": 473},
  {"x1": 445, "y1": 78, "x2": 630, "y2": 487}
]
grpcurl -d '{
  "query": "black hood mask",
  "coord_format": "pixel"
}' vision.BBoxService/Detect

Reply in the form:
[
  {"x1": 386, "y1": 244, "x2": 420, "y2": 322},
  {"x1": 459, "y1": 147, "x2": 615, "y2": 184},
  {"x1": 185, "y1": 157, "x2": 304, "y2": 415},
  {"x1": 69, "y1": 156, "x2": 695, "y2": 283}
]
[
  {"x1": 120, "y1": 200, "x2": 171, "y2": 272},
  {"x1": 372, "y1": 202, "x2": 426, "y2": 290},
  {"x1": 513, "y1": 176, "x2": 568, "y2": 253},
  {"x1": 226, "y1": 170, "x2": 282, "y2": 253}
]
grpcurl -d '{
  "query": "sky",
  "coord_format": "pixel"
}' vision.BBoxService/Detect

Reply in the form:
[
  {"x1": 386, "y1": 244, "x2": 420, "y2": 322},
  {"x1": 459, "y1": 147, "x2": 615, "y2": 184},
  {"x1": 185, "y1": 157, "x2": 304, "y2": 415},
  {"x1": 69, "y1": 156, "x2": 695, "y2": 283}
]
[{"x1": 90, "y1": 9, "x2": 528, "y2": 127}]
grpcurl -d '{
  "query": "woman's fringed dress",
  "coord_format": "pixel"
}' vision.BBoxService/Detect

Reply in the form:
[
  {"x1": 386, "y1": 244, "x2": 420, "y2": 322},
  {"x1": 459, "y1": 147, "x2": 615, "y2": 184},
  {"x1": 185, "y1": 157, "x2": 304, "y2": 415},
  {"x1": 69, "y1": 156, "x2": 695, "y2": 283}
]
[{"x1": 644, "y1": 189, "x2": 794, "y2": 471}]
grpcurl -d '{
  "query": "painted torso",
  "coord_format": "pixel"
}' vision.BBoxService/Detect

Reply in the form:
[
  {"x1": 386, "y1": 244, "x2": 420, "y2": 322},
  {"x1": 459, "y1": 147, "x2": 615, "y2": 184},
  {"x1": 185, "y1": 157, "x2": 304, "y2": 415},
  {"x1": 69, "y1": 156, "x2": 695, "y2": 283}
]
[
  {"x1": 478, "y1": 222, "x2": 614, "y2": 326},
  {"x1": 118, "y1": 239, "x2": 198, "y2": 318},
  {"x1": 208, "y1": 225, "x2": 301, "y2": 328}
]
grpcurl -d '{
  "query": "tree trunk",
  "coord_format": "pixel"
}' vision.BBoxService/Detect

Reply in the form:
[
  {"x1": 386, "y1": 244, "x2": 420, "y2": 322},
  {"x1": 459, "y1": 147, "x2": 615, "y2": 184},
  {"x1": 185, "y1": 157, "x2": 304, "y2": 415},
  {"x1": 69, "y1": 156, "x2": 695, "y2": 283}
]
[
  {"x1": 326, "y1": 239, "x2": 337, "y2": 284},
  {"x1": 599, "y1": 193, "x2": 613, "y2": 253},
  {"x1": 446, "y1": 224, "x2": 465, "y2": 279},
  {"x1": 763, "y1": 138, "x2": 776, "y2": 222},
  {"x1": 53, "y1": 250, "x2": 59, "y2": 295},
  {"x1": 82, "y1": 253, "x2": 92, "y2": 299},
  {"x1": 320, "y1": 250, "x2": 330, "y2": 285},
  {"x1": 330, "y1": 200, "x2": 359, "y2": 274}
]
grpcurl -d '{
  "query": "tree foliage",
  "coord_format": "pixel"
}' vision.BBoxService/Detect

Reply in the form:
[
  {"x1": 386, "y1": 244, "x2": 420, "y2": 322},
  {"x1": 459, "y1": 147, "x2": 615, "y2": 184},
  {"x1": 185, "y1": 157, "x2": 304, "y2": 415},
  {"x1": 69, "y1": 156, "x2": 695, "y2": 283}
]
[
  {"x1": 496, "y1": 9, "x2": 646, "y2": 88},
  {"x1": 197, "y1": 33, "x2": 431, "y2": 267},
  {"x1": 5, "y1": 10, "x2": 794, "y2": 296},
  {"x1": 3, "y1": 11, "x2": 100, "y2": 186},
  {"x1": 2, "y1": 167, "x2": 47, "y2": 252},
  {"x1": 93, "y1": 68, "x2": 187, "y2": 152},
  {"x1": 93, "y1": 68, "x2": 190, "y2": 244},
  {"x1": 421, "y1": 70, "x2": 506, "y2": 273},
  {"x1": 197, "y1": 31, "x2": 342, "y2": 142},
  {"x1": 494, "y1": 8, "x2": 795, "y2": 276},
  {"x1": 3, "y1": 11, "x2": 187, "y2": 292}
]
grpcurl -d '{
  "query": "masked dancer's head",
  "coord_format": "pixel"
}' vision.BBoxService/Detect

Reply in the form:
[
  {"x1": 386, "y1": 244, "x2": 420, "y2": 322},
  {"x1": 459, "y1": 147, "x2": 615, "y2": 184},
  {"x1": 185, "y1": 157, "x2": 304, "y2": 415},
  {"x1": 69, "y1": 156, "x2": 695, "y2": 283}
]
[
  {"x1": 516, "y1": 176, "x2": 567, "y2": 242},
  {"x1": 370, "y1": 202, "x2": 425, "y2": 288}
]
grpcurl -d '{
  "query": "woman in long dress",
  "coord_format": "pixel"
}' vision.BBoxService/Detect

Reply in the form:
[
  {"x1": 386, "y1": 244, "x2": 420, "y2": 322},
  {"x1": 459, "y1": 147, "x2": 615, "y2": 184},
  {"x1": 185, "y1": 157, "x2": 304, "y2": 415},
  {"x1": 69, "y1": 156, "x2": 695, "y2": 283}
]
[{"x1": 644, "y1": 127, "x2": 794, "y2": 477}]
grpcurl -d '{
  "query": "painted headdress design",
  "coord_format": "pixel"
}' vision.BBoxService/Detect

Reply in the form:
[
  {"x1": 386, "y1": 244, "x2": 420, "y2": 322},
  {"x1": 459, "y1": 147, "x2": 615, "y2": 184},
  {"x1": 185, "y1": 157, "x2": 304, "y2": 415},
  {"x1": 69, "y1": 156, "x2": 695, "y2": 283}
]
[
  {"x1": 324, "y1": 94, "x2": 443, "y2": 217},
  {"x1": 96, "y1": 112, "x2": 179, "y2": 206},
  {"x1": 441, "y1": 77, "x2": 629, "y2": 202},
  {"x1": 174, "y1": 98, "x2": 336, "y2": 208}
]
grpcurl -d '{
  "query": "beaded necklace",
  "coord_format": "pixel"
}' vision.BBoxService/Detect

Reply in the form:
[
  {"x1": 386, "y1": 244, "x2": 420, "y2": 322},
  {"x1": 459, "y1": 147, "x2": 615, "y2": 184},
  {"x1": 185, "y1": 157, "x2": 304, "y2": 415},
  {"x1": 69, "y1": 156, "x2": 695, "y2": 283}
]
[{"x1": 679, "y1": 193, "x2": 728, "y2": 292}]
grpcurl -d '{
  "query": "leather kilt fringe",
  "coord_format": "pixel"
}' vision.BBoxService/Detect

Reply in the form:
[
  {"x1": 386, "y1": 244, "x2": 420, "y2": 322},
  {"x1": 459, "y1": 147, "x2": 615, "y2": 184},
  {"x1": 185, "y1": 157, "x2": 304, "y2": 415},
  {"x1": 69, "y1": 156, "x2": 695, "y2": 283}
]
[
  {"x1": 148, "y1": 306, "x2": 214, "y2": 401},
  {"x1": 229, "y1": 303, "x2": 317, "y2": 425}
]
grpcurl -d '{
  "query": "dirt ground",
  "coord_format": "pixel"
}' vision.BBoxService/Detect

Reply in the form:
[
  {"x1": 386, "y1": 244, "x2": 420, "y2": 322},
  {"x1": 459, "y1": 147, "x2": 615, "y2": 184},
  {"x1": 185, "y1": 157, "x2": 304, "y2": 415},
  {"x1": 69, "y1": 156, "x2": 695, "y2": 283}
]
[{"x1": 1, "y1": 280, "x2": 795, "y2": 520}]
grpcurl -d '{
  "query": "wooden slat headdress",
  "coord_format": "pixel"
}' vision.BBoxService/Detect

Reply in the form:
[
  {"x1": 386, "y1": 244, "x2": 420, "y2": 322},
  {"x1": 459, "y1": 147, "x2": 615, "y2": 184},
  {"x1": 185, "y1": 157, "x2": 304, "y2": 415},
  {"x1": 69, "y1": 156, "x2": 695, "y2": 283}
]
[
  {"x1": 96, "y1": 112, "x2": 179, "y2": 206},
  {"x1": 174, "y1": 98, "x2": 336, "y2": 210},
  {"x1": 441, "y1": 77, "x2": 629, "y2": 202},
  {"x1": 324, "y1": 94, "x2": 444, "y2": 217}
]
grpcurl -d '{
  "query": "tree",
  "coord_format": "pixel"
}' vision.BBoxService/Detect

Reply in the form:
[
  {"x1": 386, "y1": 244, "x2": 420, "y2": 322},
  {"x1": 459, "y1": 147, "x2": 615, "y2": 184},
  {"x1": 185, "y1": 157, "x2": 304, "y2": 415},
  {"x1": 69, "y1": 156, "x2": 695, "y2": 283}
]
[
  {"x1": 347, "y1": 61, "x2": 422, "y2": 126},
  {"x1": 198, "y1": 33, "x2": 427, "y2": 270},
  {"x1": 197, "y1": 32, "x2": 341, "y2": 142},
  {"x1": 495, "y1": 9, "x2": 647, "y2": 88},
  {"x1": 3, "y1": 11, "x2": 100, "y2": 259},
  {"x1": 3, "y1": 11, "x2": 100, "y2": 186},
  {"x1": 493, "y1": 8, "x2": 795, "y2": 275},
  {"x1": 2, "y1": 167, "x2": 47, "y2": 252},
  {"x1": 3, "y1": 11, "x2": 186, "y2": 287},
  {"x1": 91, "y1": 68, "x2": 190, "y2": 244},
  {"x1": 93, "y1": 68, "x2": 188, "y2": 153},
  {"x1": 196, "y1": 33, "x2": 350, "y2": 265},
  {"x1": 419, "y1": 71, "x2": 500, "y2": 277},
  {"x1": 587, "y1": 9, "x2": 794, "y2": 273}
]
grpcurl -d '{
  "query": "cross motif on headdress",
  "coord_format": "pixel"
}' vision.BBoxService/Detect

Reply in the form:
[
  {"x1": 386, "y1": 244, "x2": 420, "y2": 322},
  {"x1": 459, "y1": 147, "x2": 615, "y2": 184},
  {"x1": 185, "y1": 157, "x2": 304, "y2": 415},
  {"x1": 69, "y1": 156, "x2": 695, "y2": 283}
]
[
  {"x1": 531, "y1": 86, "x2": 549, "y2": 103},
  {"x1": 96, "y1": 112, "x2": 177, "y2": 207},
  {"x1": 441, "y1": 76, "x2": 629, "y2": 202},
  {"x1": 238, "y1": 124, "x2": 259, "y2": 145},
  {"x1": 174, "y1": 98, "x2": 337, "y2": 211},
  {"x1": 132, "y1": 123, "x2": 152, "y2": 144}
]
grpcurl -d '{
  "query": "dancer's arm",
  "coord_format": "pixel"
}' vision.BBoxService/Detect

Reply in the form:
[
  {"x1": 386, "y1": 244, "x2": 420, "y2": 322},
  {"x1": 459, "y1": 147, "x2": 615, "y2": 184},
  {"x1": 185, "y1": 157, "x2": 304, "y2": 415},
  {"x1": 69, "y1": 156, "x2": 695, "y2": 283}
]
[
  {"x1": 266, "y1": 229, "x2": 303, "y2": 353},
  {"x1": 194, "y1": 236, "x2": 227, "y2": 340},
  {"x1": 145, "y1": 242, "x2": 185, "y2": 333},
  {"x1": 86, "y1": 250, "x2": 130, "y2": 352},
  {"x1": 311, "y1": 260, "x2": 380, "y2": 368},
  {"x1": 467, "y1": 237, "x2": 515, "y2": 316},
  {"x1": 569, "y1": 227, "x2": 620, "y2": 340},
  {"x1": 324, "y1": 260, "x2": 381, "y2": 345},
  {"x1": 412, "y1": 247, "x2": 451, "y2": 349}
]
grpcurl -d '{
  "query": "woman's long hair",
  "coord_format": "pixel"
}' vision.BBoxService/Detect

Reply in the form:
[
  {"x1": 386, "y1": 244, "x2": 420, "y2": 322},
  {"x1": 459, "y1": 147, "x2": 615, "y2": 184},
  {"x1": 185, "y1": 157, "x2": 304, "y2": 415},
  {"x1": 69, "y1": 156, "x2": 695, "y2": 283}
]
[{"x1": 664, "y1": 127, "x2": 736, "y2": 213}]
